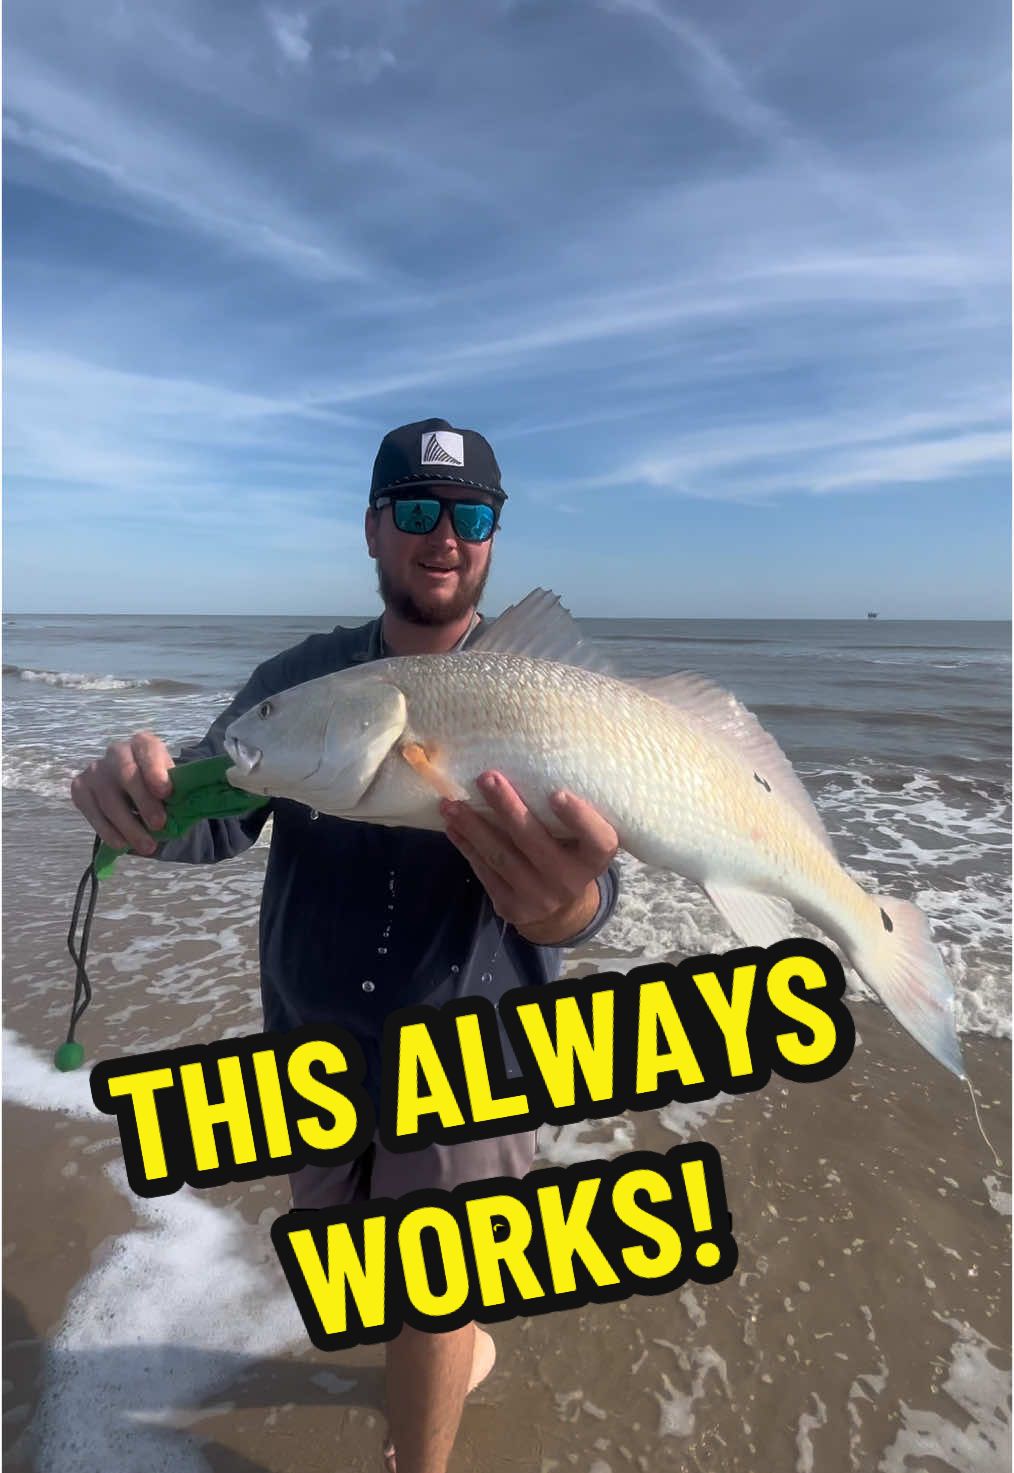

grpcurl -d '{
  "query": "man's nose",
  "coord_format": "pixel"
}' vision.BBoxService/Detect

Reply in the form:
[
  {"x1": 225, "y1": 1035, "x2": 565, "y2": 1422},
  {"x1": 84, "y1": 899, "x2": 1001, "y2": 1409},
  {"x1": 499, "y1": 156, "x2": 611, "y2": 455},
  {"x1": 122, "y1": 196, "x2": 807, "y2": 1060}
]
[{"x1": 429, "y1": 508, "x2": 460, "y2": 540}]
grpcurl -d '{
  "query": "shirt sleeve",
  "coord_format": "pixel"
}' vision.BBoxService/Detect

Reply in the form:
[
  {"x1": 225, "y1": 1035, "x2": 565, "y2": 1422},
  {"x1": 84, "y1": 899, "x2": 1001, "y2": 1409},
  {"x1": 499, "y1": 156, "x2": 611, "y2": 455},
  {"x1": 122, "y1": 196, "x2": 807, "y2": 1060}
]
[
  {"x1": 152, "y1": 651, "x2": 291, "y2": 865},
  {"x1": 552, "y1": 862, "x2": 620, "y2": 950}
]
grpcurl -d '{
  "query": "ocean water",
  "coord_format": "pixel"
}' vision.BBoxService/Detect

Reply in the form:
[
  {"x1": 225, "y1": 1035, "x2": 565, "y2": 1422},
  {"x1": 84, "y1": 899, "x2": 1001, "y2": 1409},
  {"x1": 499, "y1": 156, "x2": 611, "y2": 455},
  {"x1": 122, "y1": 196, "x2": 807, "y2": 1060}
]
[
  {"x1": 4, "y1": 611, "x2": 1010, "y2": 1040},
  {"x1": 3, "y1": 612, "x2": 1010, "y2": 1473}
]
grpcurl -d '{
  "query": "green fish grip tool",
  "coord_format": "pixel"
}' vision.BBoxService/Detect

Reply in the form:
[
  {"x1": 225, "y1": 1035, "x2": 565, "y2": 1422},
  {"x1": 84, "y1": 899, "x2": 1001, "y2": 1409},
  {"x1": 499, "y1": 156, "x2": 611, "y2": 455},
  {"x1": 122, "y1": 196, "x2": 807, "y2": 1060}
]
[{"x1": 58, "y1": 755, "x2": 269, "y2": 1071}]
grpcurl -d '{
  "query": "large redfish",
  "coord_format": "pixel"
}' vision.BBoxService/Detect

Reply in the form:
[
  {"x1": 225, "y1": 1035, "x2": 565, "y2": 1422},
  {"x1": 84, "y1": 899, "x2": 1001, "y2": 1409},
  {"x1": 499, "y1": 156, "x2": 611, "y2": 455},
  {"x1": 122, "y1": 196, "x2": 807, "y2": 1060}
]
[{"x1": 224, "y1": 590, "x2": 963, "y2": 1077}]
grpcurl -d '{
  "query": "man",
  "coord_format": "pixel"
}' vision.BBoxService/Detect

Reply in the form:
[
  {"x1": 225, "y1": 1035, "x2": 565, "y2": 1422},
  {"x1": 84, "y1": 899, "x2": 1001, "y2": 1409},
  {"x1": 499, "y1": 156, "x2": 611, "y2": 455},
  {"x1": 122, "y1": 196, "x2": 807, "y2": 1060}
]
[{"x1": 71, "y1": 418, "x2": 620, "y2": 1473}]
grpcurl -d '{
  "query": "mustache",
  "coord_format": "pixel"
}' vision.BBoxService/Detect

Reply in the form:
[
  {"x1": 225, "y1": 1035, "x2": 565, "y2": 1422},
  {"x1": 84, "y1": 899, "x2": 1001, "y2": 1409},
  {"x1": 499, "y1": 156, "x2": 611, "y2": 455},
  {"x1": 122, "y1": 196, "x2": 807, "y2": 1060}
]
[{"x1": 378, "y1": 556, "x2": 492, "y2": 626}]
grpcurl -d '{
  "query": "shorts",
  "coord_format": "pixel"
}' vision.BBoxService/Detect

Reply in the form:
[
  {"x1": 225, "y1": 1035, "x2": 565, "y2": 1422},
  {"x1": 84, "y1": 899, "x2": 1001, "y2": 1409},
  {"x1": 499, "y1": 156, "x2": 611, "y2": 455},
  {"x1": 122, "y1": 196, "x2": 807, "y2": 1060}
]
[{"x1": 289, "y1": 1129, "x2": 539, "y2": 1210}]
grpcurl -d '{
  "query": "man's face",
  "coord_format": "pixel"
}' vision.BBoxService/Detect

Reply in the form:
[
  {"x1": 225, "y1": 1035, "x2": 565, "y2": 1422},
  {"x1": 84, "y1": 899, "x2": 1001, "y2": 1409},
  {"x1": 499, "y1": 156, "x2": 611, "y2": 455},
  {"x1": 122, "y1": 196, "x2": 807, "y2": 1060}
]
[{"x1": 365, "y1": 486, "x2": 496, "y2": 626}]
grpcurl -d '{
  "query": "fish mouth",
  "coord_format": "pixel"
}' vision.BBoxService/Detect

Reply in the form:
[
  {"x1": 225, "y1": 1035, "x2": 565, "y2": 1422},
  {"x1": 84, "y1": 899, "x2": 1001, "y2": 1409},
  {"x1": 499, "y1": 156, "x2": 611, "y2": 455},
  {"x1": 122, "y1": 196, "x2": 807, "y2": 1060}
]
[{"x1": 225, "y1": 736, "x2": 262, "y2": 775}]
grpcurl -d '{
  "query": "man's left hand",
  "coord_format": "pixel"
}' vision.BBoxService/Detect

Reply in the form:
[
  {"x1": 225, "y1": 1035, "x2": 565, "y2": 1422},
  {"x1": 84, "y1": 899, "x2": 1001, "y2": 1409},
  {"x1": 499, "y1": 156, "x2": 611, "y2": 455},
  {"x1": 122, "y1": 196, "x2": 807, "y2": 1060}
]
[{"x1": 441, "y1": 771, "x2": 619, "y2": 945}]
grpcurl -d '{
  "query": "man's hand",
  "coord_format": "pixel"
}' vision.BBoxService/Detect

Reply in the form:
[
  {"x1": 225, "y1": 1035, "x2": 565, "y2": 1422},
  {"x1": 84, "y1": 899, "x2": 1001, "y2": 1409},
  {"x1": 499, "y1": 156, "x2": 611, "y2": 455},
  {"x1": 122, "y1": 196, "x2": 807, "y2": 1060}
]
[
  {"x1": 70, "y1": 731, "x2": 175, "y2": 856},
  {"x1": 441, "y1": 771, "x2": 619, "y2": 945}
]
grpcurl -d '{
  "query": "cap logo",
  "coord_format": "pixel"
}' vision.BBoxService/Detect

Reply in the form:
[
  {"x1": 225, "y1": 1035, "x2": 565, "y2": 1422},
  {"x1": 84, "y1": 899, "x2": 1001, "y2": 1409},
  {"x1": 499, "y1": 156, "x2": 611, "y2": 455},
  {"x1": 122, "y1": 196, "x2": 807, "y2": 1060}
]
[{"x1": 421, "y1": 430, "x2": 464, "y2": 467}]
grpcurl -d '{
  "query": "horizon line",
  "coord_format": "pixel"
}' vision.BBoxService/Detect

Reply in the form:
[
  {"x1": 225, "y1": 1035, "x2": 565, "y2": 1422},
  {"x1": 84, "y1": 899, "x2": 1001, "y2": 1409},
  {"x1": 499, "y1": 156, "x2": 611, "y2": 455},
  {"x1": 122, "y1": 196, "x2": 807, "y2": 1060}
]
[{"x1": 4, "y1": 610, "x2": 1011, "y2": 623}]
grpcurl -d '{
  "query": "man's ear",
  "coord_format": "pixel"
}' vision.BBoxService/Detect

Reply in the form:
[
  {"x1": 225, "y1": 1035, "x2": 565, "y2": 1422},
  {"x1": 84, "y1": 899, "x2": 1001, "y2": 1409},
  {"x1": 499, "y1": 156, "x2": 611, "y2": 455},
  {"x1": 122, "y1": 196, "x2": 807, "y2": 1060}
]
[{"x1": 365, "y1": 506, "x2": 378, "y2": 559}]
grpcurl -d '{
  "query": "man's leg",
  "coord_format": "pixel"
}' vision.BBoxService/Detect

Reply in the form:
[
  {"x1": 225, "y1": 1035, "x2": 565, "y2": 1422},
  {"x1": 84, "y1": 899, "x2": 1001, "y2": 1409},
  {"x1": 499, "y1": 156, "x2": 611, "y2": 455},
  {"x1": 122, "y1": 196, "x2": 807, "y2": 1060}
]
[
  {"x1": 384, "y1": 1322, "x2": 497, "y2": 1472},
  {"x1": 375, "y1": 1130, "x2": 537, "y2": 1473},
  {"x1": 384, "y1": 1322, "x2": 476, "y2": 1473}
]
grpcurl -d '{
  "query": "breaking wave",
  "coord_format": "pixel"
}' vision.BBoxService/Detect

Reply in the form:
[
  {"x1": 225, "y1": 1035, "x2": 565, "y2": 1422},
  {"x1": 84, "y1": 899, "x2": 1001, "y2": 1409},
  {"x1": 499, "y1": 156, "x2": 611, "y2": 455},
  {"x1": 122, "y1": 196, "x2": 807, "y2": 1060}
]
[{"x1": 3, "y1": 665, "x2": 201, "y2": 695}]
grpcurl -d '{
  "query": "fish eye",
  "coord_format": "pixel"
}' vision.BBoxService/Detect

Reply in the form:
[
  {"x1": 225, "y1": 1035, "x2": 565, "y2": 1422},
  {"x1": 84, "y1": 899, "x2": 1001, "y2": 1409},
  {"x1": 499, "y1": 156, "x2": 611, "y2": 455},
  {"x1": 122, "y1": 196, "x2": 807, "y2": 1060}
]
[{"x1": 258, "y1": 701, "x2": 273, "y2": 719}]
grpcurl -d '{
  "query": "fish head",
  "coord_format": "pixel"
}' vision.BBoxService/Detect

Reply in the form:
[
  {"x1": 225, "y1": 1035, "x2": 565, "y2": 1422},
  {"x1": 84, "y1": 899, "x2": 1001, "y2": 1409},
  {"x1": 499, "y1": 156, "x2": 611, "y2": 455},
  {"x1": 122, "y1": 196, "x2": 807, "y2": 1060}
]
[{"x1": 224, "y1": 668, "x2": 407, "y2": 812}]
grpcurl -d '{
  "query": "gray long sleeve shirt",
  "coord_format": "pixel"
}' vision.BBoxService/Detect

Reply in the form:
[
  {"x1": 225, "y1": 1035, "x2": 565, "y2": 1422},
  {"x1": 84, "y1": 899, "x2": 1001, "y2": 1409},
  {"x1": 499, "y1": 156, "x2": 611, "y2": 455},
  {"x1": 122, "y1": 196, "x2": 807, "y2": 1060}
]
[{"x1": 156, "y1": 616, "x2": 619, "y2": 1102}]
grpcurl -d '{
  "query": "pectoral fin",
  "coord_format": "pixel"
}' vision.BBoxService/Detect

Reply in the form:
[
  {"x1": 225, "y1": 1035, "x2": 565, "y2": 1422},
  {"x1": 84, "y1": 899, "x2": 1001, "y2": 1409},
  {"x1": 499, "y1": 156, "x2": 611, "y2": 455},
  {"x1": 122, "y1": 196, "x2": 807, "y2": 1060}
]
[
  {"x1": 400, "y1": 742, "x2": 470, "y2": 802},
  {"x1": 704, "y1": 882, "x2": 795, "y2": 948}
]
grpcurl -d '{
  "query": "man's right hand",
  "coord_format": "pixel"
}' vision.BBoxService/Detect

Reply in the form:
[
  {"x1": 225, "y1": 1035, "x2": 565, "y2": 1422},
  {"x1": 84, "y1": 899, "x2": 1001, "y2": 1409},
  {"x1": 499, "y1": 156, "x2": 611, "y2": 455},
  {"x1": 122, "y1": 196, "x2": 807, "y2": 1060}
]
[{"x1": 70, "y1": 732, "x2": 175, "y2": 856}]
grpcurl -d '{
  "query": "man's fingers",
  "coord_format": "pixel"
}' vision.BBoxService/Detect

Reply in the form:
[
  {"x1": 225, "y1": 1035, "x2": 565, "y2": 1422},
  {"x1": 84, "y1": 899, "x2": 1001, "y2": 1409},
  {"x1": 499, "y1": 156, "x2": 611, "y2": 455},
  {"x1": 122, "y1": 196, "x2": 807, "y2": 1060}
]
[
  {"x1": 446, "y1": 787, "x2": 572, "y2": 898},
  {"x1": 120, "y1": 776, "x2": 166, "y2": 834},
  {"x1": 70, "y1": 778, "x2": 143, "y2": 853},
  {"x1": 546, "y1": 790, "x2": 619, "y2": 867},
  {"x1": 71, "y1": 753, "x2": 159, "y2": 853},
  {"x1": 468, "y1": 772, "x2": 593, "y2": 896},
  {"x1": 441, "y1": 773, "x2": 618, "y2": 930},
  {"x1": 108, "y1": 735, "x2": 170, "y2": 831},
  {"x1": 97, "y1": 775, "x2": 159, "y2": 853},
  {"x1": 69, "y1": 730, "x2": 176, "y2": 857},
  {"x1": 469, "y1": 774, "x2": 618, "y2": 890},
  {"x1": 474, "y1": 772, "x2": 559, "y2": 860},
  {"x1": 447, "y1": 816, "x2": 550, "y2": 902},
  {"x1": 444, "y1": 827, "x2": 515, "y2": 913},
  {"x1": 132, "y1": 732, "x2": 175, "y2": 803}
]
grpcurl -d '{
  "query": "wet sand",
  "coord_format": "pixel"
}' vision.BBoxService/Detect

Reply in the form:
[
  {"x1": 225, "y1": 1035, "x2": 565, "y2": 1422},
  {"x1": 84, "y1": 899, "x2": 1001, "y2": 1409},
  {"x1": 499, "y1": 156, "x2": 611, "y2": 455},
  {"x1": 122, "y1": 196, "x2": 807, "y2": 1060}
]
[{"x1": 4, "y1": 995, "x2": 1010, "y2": 1473}]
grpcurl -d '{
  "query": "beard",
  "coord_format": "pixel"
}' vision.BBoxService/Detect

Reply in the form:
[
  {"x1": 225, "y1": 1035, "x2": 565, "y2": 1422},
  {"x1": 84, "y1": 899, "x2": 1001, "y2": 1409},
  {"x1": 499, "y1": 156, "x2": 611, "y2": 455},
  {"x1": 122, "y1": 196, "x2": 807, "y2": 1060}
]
[{"x1": 377, "y1": 555, "x2": 492, "y2": 626}]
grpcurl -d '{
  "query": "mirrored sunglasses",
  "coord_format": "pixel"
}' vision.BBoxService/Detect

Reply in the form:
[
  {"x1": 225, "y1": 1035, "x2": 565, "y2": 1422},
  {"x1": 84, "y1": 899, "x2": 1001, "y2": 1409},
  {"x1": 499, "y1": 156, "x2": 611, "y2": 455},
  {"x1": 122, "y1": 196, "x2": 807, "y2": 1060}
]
[{"x1": 374, "y1": 494, "x2": 498, "y2": 544}]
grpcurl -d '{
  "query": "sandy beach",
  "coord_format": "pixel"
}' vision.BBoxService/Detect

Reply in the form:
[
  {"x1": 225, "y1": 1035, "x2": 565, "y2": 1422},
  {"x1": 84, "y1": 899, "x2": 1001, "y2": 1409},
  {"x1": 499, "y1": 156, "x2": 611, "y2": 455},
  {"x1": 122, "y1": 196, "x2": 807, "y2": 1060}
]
[{"x1": 5, "y1": 990, "x2": 1009, "y2": 1472}]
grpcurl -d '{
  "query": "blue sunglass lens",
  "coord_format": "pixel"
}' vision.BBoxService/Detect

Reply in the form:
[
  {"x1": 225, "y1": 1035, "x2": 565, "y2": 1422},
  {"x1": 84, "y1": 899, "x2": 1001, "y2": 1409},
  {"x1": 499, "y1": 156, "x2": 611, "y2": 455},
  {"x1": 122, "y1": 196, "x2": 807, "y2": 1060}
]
[
  {"x1": 452, "y1": 503, "x2": 495, "y2": 542},
  {"x1": 394, "y1": 500, "x2": 441, "y2": 534}
]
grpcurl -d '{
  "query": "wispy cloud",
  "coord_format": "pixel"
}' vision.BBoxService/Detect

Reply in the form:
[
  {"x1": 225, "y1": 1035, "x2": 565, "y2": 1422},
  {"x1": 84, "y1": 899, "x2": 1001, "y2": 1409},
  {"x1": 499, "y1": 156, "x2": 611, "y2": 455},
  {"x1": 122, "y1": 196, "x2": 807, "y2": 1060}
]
[
  {"x1": 3, "y1": 349, "x2": 368, "y2": 533},
  {"x1": 266, "y1": 8, "x2": 313, "y2": 66},
  {"x1": 5, "y1": 68, "x2": 369, "y2": 281},
  {"x1": 329, "y1": 43, "x2": 397, "y2": 82},
  {"x1": 265, "y1": 3, "x2": 400, "y2": 80},
  {"x1": 808, "y1": 431, "x2": 1011, "y2": 495},
  {"x1": 529, "y1": 399, "x2": 1010, "y2": 503},
  {"x1": 3, "y1": 0, "x2": 1009, "y2": 614},
  {"x1": 596, "y1": 0, "x2": 879, "y2": 218}
]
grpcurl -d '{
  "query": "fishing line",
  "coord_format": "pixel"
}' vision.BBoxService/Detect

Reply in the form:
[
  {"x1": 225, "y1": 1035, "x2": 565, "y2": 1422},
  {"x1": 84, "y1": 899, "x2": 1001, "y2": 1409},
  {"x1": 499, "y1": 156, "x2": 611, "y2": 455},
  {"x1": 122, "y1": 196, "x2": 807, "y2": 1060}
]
[{"x1": 964, "y1": 1074, "x2": 1006, "y2": 1174}]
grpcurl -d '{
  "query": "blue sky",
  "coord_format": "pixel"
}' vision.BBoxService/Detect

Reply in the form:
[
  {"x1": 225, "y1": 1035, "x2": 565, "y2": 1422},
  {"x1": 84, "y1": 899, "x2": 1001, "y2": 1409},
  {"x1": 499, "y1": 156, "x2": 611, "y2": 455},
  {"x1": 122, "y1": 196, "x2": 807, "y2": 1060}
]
[{"x1": 3, "y1": 0, "x2": 1010, "y2": 617}]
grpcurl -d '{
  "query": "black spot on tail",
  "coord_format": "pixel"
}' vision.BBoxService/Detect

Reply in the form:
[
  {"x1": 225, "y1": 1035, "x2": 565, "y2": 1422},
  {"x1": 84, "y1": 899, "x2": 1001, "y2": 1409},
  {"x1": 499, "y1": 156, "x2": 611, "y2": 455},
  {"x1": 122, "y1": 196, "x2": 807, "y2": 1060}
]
[
  {"x1": 880, "y1": 907, "x2": 894, "y2": 933},
  {"x1": 754, "y1": 772, "x2": 771, "y2": 792}
]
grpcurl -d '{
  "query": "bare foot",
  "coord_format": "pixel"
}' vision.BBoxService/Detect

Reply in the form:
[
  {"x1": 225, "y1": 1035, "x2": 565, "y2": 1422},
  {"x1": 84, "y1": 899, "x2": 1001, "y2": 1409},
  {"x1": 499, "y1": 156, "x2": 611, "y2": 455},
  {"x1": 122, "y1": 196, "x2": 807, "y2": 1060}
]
[
  {"x1": 382, "y1": 1327, "x2": 496, "y2": 1471},
  {"x1": 468, "y1": 1326, "x2": 496, "y2": 1394}
]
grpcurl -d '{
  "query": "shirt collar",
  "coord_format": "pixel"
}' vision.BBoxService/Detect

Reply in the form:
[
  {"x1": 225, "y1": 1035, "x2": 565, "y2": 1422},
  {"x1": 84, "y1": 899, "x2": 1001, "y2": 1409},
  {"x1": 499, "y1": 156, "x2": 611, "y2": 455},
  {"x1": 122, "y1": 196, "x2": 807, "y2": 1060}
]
[
  {"x1": 347, "y1": 618, "x2": 383, "y2": 664},
  {"x1": 364, "y1": 610, "x2": 483, "y2": 662}
]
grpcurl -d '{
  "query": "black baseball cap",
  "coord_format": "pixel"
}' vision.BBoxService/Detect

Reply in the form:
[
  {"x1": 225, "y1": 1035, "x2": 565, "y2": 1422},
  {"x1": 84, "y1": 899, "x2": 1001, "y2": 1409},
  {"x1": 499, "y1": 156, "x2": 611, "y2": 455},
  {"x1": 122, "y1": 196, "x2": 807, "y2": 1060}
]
[{"x1": 369, "y1": 418, "x2": 507, "y2": 506}]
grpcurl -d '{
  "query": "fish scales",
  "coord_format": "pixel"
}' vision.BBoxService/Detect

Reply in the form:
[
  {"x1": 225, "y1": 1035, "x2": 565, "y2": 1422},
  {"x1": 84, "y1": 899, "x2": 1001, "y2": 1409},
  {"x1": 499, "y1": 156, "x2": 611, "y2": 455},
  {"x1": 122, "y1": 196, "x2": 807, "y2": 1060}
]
[
  {"x1": 223, "y1": 590, "x2": 965, "y2": 1077},
  {"x1": 361, "y1": 652, "x2": 868, "y2": 940}
]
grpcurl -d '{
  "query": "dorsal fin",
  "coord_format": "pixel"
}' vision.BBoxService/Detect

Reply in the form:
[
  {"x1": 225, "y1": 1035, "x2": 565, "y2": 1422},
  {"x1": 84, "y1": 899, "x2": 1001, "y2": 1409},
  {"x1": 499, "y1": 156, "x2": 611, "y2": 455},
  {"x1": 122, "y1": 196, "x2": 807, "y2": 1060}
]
[
  {"x1": 633, "y1": 672, "x2": 834, "y2": 853},
  {"x1": 469, "y1": 588, "x2": 613, "y2": 673}
]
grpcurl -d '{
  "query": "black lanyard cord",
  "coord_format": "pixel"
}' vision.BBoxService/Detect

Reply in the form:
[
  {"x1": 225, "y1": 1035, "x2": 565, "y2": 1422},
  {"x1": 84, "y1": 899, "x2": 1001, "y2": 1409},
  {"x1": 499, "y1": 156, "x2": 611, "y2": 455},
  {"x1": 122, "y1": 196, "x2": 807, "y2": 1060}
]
[{"x1": 64, "y1": 835, "x2": 101, "y2": 1050}]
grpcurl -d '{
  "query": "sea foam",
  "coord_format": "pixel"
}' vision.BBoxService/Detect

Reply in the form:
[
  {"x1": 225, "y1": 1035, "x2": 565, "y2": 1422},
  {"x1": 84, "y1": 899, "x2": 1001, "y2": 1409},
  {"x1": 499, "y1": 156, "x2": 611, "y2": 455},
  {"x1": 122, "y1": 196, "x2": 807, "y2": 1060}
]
[{"x1": 5, "y1": 1030, "x2": 308, "y2": 1473}]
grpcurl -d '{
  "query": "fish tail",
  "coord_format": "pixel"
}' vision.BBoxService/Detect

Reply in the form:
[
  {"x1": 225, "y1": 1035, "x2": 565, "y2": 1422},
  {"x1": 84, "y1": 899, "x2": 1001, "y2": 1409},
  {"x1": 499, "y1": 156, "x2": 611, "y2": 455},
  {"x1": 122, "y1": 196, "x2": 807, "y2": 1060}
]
[{"x1": 853, "y1": 895, "x2": 965, "y2": 1078}]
